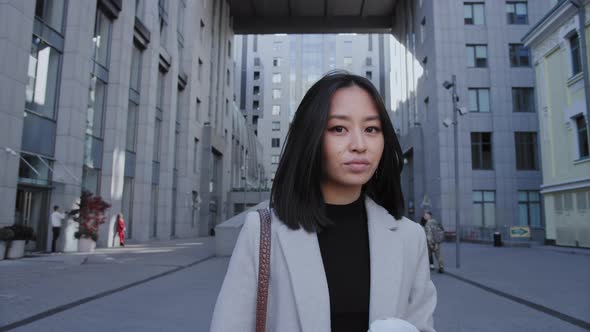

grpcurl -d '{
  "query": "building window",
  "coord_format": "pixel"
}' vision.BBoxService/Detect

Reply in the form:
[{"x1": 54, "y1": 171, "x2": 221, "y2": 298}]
[
  {"x1": 472, "y1": 190, "x2": 496, "y2": 227},
  {"x1": 272, "y1": 41, "x2": 282, "y2": 51},
  {"x1": 575, "y1": 116, "x2": 589, "y2": 158},
  {"x1": 464, "y1": 2, "x2": 485, "y2": 25},
  {"x1": 512, "y1": 88, "x2": 534, "y2": 112},
  {"x1": 254, "y1": 57, "x2": 261, "y2": 66},
  {"x1": 196, "y1": 97, "x2": 201, "y2": 121},
  {"x1": 198, "y1": 58, "x2": 203, "y2": 81},
  {"x1": 93, "y1": 9, "x2": 112, "y2": 69},
  {"x1": 466, "y1": 44, "x2": 487, "y2": 67},
  {"x1": 226, "y1": 69, "x2": 230, "y2": 86},
  {"x1": 126, "y1": 101, "x2": 138, "y2": 152},
  {"x1": 570, "y1": 33, "x2": 582, "y2": 76},
  {"x1": 82, "y1": 166, "x2": 101, "y2": 195},
  {"x1": 272, "y1": 138, "x2": 280, "y2": 148},
  {"x1": 198, "y1": 138, "x2": 199, "y2": 174},
  {"x1": 228, "y1": 40, "x2": 231, "y2": 57},
  {"x1": 365, "y1": 71, "x2": 372, "y2": 80},
  {"x1": 272, "y1": 89, "x2": 281, "y2": 99},
  {"x1": 272, "y1": 121, "x2": 280, "y2": 131},
  {"x1": 509, "y1": 44, "x2": 530, "y2": 67},
  {"x1": 25, "y1": 37, "x2": 61, "y2": 119},
  {"x1": 177, "y1": 0, "x2": 185, "y2": 36},
  {"x1": 471, "y1": 132, "x2": 493, "y2": 169},
  {"x1": 515, "y1": 132, "x2": 538, "y2": 170},
  {"x1": 253, "y1": 100, "x2": 259, "y2": 109},
  {"x1": 272, "y1": 73, "x2": 282, "y2": 83},
  {"x1": 468, "y1": 88, "x2": 490, "y2": 113},
  {"x1": 343, "y1": 57, "x2": 353, "y2": 68},
  {"x1": 35, "y1": 0, "x2": 65, "y2": 33},
  {"x1": 272, "y1": 105, "x2": 280, "y2": 116},
  {"x1": 518, "y1": 191, "x2": 541, "y2": 227},
  {"x1": 200, "y1": 20, "x2": 205, "y2": 42},
  {"x1": 576, "y1": 191, "x2": 589, "y2": 211},
  {"x1": 253, "y1": 85, "x2": 260, "y2": 95},
  {"x1": 158, "y1": 0, "x2": 167, "y2": 46},
  {"x1": 420, "y1": 18, "x2": 426, "y2": 43},
  {"x1": 271, "y1": 155, "x2": 280, "y2": 164},
  {"x1": 506, "y1": 1, "x2": 528, "y2": 25},
  {"x1": 273, "y1": 57, "x2": 282, "y2": 67},
  {"x1": 86, "y1": 76, "x2": 107, "y2": 139},
  {"x1": 130, "y1": 44, "x2": 142, "y2": 93},
  {"x1": 254, "y1": 71, "x2": 260, "y2": 80},
  {"x1": 366, "y1": 57, "x2": 373, "y2": 66}
]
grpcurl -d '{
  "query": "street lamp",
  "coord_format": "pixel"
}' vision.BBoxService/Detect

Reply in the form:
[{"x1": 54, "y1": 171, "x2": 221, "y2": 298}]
[{"x1": 442, "y1": 74, "x2": 465, "y2": 269}]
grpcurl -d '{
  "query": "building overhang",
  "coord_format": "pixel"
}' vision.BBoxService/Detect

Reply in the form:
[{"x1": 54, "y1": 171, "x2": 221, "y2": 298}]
[{"x1": 229, "y1": 0, "x2": 399, "y2": 34}]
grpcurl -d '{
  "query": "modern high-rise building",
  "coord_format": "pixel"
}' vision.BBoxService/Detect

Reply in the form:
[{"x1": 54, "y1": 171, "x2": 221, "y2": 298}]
[
  {"x1": 393, "y1": 0, "x2": 553, "y2": 243},
  {"x1": 0, "y1": 0, "x2": 262, "y2": 251},
  {"x1": 234, "y1": 34, "x2": 392, "y2": 187}
]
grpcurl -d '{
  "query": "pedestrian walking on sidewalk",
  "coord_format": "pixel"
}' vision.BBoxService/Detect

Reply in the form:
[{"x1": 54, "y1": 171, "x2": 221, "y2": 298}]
[
  {"x1": 50, "y1": 206, "x2": 65, "y2": 253},
  {"x1": 420, "y1": 215, "x2": 435, "y2": 269},
  {"x1": 424, "y1": 212, "x2": 445, "y2": 273},
  {"x1": 115, "y1": 213, "x2": 126, "y2": 246},
  {"x1": 211, "y1": 71, "x2": 437, "y2": 332}
]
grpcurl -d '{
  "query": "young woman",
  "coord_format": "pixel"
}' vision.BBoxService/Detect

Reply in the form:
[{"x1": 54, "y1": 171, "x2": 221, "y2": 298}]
[{"x1": 210, "y1": 72, "x2": 437, "y2": 332}]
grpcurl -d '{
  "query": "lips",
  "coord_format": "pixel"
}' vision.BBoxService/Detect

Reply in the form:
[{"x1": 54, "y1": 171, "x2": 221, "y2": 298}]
[
  {"x1": 344, "y1": 159, "x2": 370, "y2": 172},
  {"x1": 344, "y1": 159, "x2": 370, "y2": 166}
]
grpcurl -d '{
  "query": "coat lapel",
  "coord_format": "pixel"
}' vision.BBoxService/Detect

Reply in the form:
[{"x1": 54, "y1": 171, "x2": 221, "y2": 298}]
[
  {"x1": 274, "y1": 212, "x2": 331, "y2": 331},
  {"x1": 366, "y1": 197, "x2": 405, "y2": 322}
]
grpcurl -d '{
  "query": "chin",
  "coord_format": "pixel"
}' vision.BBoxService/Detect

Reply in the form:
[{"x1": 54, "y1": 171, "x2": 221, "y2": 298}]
[{"x1": 339, "y1": 174, "x2": 373, "y2": 187}]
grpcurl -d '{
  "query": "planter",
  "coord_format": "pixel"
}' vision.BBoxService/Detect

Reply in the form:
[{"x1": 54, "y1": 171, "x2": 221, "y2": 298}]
[
  {"x1": 77, "y1": 237, "x2": 96, "y2": 252},
  {"x1": 6, "y1": 240, "x2": 25, "y2": 259},
  {"x1": 0, "y1": 241, "x2": 6, "y2": 260}
]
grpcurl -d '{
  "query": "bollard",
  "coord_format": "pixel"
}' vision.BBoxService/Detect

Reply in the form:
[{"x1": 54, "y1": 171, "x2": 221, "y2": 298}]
[{"x1": 493, "y1": 232, "x2": 502, "y2": 247}]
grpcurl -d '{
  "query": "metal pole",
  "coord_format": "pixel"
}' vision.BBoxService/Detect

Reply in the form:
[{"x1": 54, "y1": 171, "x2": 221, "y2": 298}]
[{"x1": 452, "y1": 74, "x2": 461, "y2": 269}]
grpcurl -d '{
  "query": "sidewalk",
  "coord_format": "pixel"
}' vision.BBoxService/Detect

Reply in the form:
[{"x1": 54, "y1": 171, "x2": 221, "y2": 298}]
[
  {"x1": 1, "y1": 238, "x2": 588, "y2": 331},
  {"x1": 435, "y1": 242, "x2": 590, "y2": 330},
  {"x1": 0, "y1": 237, "x2": 217, "y2": 330}
]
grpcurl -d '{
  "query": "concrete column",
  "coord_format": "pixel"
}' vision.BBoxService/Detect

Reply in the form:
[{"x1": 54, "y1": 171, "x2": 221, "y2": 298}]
[{"x1": 0, "y1": 1, "x2": 35, "y2": 227}]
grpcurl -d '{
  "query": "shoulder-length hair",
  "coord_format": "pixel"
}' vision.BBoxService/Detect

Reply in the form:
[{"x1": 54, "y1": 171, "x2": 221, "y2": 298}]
[{"x1": 270, "y1": 71, "x2": 405, "y2": 232}]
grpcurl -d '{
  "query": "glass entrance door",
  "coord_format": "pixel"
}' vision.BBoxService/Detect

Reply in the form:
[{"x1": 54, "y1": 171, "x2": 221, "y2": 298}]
[{"x1": 15, "y1": 187, "x2": 50, "y2": 252}]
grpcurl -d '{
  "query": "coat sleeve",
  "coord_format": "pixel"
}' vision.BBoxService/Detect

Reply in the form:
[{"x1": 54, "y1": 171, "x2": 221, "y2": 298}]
[
  {"x1": 405, "y1": 225, "x2": 438, "y2": 332},
  {"x1": 210, "y1": 212, "x2": 259, "y2": 332}
]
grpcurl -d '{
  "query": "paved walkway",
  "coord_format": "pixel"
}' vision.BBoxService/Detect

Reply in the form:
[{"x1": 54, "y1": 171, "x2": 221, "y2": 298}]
[{"x1": 0, "y1": 239, "x2": 588, "y2": 331}]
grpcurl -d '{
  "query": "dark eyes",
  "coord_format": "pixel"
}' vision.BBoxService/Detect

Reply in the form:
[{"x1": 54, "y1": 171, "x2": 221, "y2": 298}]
[{"x1": 327, "y1": 126, "x2": 381, "y2": 133}]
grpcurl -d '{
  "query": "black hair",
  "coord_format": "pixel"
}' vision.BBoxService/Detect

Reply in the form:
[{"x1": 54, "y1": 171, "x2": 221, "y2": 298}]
[
  {"x1": 270, "y1": 71, "x2": 405, "y2": 232},
  {"x1": 53, "y1": 205, "x2": 59, "y2": 211}
]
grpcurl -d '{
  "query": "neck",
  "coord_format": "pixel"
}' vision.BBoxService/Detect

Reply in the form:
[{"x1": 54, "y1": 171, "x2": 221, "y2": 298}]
[{"x1": 321, "y1": 183, "x2": 362, "y2": 205}]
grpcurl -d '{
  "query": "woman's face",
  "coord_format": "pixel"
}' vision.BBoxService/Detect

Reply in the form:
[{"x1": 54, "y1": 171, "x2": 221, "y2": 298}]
[{"x1": 321, "y1": 85, "x2": 384, "y2": 193}]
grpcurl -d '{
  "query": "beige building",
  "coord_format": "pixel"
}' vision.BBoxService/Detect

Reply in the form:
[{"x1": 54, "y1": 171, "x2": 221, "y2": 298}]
[{"x1": 523, "y1": 0, "x2": 590, "y2": 247}]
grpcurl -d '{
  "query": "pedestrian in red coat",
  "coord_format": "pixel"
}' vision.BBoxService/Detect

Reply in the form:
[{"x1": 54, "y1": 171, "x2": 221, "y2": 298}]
[{"x1": 116, "y1": 213, "x2": 126, "y2": 246}]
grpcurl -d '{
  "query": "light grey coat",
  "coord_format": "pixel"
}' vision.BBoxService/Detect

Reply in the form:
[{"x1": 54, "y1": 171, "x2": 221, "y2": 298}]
[{"x1": 210, "y1": 197, "x2": 437, "y2": 332}]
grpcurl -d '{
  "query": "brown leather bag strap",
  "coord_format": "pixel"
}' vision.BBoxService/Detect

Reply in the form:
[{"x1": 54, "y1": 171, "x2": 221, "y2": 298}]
[{"x1": 255, "y1": 208, "x2": 271, "y2": 332}]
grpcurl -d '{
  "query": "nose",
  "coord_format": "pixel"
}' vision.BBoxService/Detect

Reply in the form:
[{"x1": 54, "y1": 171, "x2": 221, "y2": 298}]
[{"x1": 350, "y1": 128, "x2": 367, "y2": 153}]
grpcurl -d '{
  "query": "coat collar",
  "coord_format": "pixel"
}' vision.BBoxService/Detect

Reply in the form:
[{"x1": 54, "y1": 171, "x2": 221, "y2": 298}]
[{"x1": 273, "y1": 196, "x2": 405, "y2": 330}]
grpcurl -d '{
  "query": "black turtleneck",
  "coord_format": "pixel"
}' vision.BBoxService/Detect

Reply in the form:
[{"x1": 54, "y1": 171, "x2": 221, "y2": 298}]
[{"x1": 318, "y1": 195, "x2": 370, "y2": 332}]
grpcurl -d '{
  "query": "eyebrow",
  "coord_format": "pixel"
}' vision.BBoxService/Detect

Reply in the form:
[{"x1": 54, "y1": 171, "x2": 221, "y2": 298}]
[{"x1": 327, "y1": 115, "x2": 380, "y2": 121}]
